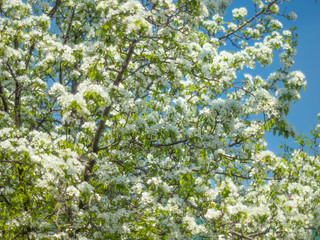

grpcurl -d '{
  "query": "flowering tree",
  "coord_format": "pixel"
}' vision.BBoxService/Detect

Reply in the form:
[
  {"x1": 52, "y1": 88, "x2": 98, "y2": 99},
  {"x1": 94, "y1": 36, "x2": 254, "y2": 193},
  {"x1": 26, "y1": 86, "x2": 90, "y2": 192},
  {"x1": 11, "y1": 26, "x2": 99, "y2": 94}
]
[{"x1": 0, "y1": 0, "x2": 319, "y2": 239}]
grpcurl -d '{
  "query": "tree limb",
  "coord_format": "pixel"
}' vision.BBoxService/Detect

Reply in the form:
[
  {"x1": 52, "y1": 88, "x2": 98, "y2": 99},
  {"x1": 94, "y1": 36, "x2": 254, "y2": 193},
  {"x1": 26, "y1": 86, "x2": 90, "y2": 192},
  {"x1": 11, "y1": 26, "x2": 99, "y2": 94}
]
[
  {"x1": 219, "y1": 0, "x2": 278, "y2": 40},
  {"x1": 48, "y1": 0, "x2": 62, "y2": 18}
]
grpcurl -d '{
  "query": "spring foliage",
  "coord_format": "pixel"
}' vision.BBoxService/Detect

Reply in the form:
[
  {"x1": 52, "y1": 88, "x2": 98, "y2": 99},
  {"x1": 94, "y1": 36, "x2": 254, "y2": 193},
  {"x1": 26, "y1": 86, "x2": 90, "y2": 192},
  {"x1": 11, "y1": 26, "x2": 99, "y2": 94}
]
[{"x1": 0, "y1": 0, "x2": 319, "y2": 239}]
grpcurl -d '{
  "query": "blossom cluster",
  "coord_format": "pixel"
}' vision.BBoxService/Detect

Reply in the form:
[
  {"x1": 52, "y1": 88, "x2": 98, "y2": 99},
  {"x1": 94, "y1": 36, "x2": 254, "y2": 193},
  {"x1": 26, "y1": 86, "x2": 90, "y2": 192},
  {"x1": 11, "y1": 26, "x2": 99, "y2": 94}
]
[{"x1": 0, "y1": 0, "x2": 316, "y2": 239}]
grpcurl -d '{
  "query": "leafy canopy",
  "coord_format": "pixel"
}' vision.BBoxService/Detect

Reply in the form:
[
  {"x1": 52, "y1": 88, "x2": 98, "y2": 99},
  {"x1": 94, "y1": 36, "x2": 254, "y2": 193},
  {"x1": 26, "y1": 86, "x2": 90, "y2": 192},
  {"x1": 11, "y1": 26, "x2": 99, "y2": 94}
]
[{"x1": 0, "y1": 0, "x2": 319, "y2": 239}]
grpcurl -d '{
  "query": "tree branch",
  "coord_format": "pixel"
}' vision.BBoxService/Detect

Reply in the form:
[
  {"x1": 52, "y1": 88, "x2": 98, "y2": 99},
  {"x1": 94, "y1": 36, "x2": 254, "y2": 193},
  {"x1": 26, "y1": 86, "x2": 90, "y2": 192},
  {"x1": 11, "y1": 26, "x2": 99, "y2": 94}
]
[
  {"x1": 7, "y1": 60, "x2": 21, "y2": 127},
  {"x1": 25, "y1": 42, "x2": 35, "y2": 71},
  {"x1": 48, "y1": 0, "x2": 62, "y2": 18},
  {"x1": 229, "y1": 230, "x2": 255, "y2": 240},
  {"x1": 151, "y1": 139, "x2": 188, "y2": 148},
  {"x1": 83, "y1": 40, "x2": 138, "y2": 183},
  {"x1": 0, "y1": 191, "x2": 11, "y2": 205},
  {"x1": 219, "y1": 0, "x2": 278, "y2": 40},
  {"x1": 92, "y1": 40, "x2": 137, "y2": 153},
  {"x1": 63, "y1": 7, "x2": 76, "y2": 44},
  {"x1": 0, "y1": 80, "x2": 8, "y2": 112}
]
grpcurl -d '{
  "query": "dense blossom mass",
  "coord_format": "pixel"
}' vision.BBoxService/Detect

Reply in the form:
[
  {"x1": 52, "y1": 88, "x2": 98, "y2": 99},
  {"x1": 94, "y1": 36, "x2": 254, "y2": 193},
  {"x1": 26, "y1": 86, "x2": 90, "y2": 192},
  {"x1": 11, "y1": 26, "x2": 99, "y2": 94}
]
[{"x1": 0, "y1": 0, "x2": 319, "y2": 239}]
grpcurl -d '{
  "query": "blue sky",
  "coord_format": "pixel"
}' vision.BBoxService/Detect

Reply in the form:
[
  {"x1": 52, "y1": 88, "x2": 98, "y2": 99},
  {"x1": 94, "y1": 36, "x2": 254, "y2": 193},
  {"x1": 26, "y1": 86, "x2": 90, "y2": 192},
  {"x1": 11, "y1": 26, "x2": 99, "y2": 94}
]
[{"x1": 265, "y1": 0, "x2": 320, "y2": 152}]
